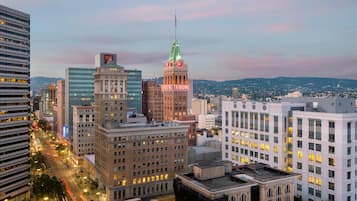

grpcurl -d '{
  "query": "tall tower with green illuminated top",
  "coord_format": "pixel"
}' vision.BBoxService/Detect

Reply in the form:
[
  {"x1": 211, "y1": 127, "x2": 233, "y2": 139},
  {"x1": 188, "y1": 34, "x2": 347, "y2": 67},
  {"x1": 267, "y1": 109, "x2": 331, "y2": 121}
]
[{"x1": 162, "y1": 39, "x2": 189, "y2": 121}]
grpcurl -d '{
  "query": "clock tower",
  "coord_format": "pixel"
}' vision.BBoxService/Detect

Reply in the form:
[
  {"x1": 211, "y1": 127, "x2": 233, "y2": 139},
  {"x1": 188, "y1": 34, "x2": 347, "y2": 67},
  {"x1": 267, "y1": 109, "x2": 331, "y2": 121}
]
[{"x1": 162, "y1": 40, "x2": 189, "y2": 121}]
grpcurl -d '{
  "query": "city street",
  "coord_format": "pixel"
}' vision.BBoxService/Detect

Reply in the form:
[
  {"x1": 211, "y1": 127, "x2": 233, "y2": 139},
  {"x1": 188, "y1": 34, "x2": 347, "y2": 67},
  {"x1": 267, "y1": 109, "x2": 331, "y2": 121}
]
[{"x1": 33, "y1": 132, "x2": 90, "y2": 201}]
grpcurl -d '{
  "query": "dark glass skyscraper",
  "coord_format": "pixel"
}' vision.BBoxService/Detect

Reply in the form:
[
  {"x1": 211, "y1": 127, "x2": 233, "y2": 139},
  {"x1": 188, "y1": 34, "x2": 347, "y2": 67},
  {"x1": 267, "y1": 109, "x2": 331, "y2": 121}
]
[
  {"x1": 0, "y1": 5, "x2": 31, "y2": 201},
  {"x1": 125, "y1": 69, "x2": 142, "y2": 113},
  {"x1": 65, "y1": 67, "x2": 95, "y2": 139}
]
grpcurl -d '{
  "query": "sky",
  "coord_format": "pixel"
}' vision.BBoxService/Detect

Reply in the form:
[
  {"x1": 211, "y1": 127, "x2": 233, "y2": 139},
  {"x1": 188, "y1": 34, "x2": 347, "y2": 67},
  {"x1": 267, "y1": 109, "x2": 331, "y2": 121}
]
[{"x1": 3, "y1": 0, "x2": 357, "y2": 80}]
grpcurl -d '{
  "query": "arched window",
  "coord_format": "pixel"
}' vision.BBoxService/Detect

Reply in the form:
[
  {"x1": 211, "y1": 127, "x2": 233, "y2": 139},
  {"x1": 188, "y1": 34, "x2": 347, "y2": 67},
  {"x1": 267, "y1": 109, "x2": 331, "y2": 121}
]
[
  {"x1": 286, "y1": 185, "x2": 290, "y2": 193},
  {"x1": 240, "y1": 194, "x2": 247, "y2": 201},
  {"x1": 277, "y1": 186, "x2": 281, "y2": 195},
  {"x1": 267, "y1": 188, "x2": 273, "y2": 197},
  {"x1": 230, "y1": 196, "x2": 236, "y2": 201}
]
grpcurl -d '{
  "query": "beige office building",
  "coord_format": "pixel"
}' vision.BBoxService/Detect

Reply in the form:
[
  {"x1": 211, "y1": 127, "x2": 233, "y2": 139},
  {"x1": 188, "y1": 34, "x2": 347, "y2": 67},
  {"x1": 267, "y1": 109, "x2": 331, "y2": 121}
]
[{"x1": 72, "y1": 105, "x2": 95, "y2": 159}]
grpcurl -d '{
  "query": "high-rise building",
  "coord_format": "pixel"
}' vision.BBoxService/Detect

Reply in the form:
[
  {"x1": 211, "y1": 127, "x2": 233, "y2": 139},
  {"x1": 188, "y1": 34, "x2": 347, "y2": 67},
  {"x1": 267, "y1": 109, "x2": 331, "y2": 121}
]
[
  {"x1": 93, "y1": 53, "x2": 127, "y2": 126},
  {"x1": 0, "y1": 5, "x2": 31, "y2": 201},
  {"x1": 56, "y1": 80, "x2": 65, "y2": 139},
  {"x1": 125, "y1": 69, "x2": 142, "y2": 114},
  {"x1": 39, "y1": 84, "x2": 56, "y2": 116},
  {"x1": 72, "y1": 105, "x2": 94, "y2": 160},
  {"x1": 142, "y1": 80, "x2": 163, "y2": 122},
  {"x1": 162, "y1": 40, "x2": 189, "y2": 121},
  {"x1": 192, "y1": 98, "x2": 207, "y2": 116},
  {"x1": 222, "y1": 97, "x2": 357, "y2": 201},
  {"x1": 65, "y1": 67, "x2": 95, "y2": 139}
]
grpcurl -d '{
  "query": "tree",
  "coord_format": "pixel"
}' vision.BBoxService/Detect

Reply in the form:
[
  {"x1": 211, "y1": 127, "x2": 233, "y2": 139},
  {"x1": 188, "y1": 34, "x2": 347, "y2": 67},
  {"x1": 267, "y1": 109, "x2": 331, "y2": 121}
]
[
  {"x1": 30, "y1": 151, "x2": 47, "y2": 172},
  {"x1": 32, "y1": 174, "x2": 66, "y2": 201},
  {"x1": 38, "y1": 119, "x2": 51, "y2": 131}
]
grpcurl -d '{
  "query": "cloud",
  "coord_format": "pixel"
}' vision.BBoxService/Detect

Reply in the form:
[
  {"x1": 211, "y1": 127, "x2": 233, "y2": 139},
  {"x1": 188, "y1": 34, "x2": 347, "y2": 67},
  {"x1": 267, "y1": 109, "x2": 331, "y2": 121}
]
[
  {"x1": 264, "y1": 23, "x2": 300, "y2": 33},
  {"x1": 96, "y1": 0, "x2": 292, "y2": 24},
  {"x1": 223, "y1": 54, "x2": 357, "y2": 79}
]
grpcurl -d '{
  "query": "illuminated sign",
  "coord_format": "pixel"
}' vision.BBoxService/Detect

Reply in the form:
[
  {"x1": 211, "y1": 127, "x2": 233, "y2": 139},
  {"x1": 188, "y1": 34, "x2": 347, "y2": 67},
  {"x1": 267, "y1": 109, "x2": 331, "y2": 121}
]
[
  {"x1": 104, "y1": 54, "x2": 114, "y2": 64},
  {"x1": 161, "y1": 84, "x2": 189, "y2": 91},
  {"x1": 63, "y1": 125, "x2": 69, "y2": 139}
]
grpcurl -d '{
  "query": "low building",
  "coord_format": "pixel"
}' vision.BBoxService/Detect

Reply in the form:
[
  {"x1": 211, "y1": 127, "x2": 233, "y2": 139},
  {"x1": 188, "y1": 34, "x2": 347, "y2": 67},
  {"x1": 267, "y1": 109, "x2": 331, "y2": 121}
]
[
  {"x1": 174, "y1": 161, "x2": 298, "y2": 201},
  {"x1": 198, "y1": 114, "x2": 216, "y2": 129},
  {"x1": 72, "y1": 105, "x2": 95, "y2": 163}
]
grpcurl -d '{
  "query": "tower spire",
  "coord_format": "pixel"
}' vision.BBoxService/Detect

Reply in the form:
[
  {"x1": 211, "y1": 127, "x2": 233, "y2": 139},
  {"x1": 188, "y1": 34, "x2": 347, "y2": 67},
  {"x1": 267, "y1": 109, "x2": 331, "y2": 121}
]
[{"x1": 174, "y1": 10, "x2": 177, "y2": 41}]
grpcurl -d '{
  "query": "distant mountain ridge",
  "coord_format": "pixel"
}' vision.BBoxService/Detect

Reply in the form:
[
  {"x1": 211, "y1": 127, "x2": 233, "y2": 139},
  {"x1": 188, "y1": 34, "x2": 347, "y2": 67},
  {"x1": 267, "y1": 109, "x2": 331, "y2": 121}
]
[{"x1": 32, "y1": 76, "x2": 357, "y2": 99}]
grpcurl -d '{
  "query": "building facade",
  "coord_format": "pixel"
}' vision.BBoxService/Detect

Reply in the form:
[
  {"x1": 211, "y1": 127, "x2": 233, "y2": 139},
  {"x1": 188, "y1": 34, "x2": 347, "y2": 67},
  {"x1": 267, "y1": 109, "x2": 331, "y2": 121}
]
[
  {"x1": 96, "y1": 123, "x2": 188, "y2": 201},
  {"x1": 222, "y1": 100, "x2": 305, "y2": 170},
  {"x1": 162, "y1": 40, "x2": 189, "y2": 121},
  {"x1": 65, "y1": 67, "x2": 95, "y2": 139},
  {"x1": 198, "y1": 114, "x2": 216, "y2": 129},
  {"x1": 0, "y1": 5, "x2": 31, "y2": 201},
  {"x1": 125, "y1": 69, "x2": 142, "y2": 114},
  {"x1": 142, "y1": 80, "x2": 163, "y2": 122},
  {"x1": 292, "y1": 110, "x2": 357, "y2": 201},
  {"x1": 72, "y1": 105, "x2": 95, "y2": 158},
  {"x1": 39, "y1": 84, "x2": 56, "y2": 116},
  {"x1": 175, "y1": 115, "x2": 196, "y2": 146},
  {"x1": 192, "y1": 98, "x2": 208, "y2": 116},
  {"x1": 55, "y1": 79, "x2": 65, "y2": 139},
  {"x1": 223, "y1": 98, "x2": 357, "y2": 201}
]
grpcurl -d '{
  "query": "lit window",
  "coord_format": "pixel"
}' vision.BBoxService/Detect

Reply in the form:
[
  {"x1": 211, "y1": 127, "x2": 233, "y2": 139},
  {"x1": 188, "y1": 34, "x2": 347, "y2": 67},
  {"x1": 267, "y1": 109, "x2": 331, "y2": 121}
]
[
  {"x1": 274, "y1": 146, "x2": 278, "y2": 153},
  {"x1": 297, "y1": 151, "x2": 303, "y2": 160},
  {"x1": 315, "y1": 154, "x2": 322, "y2": 163},
  {"x1": 308, "y1": 176, "x2": 314, "y2": 184},
  {"x1": 315, "y1": 178, "x2": 322, "y2": 186},
  {"x1": 308, "y1": 153, "x2": 315, "y2": 161}
]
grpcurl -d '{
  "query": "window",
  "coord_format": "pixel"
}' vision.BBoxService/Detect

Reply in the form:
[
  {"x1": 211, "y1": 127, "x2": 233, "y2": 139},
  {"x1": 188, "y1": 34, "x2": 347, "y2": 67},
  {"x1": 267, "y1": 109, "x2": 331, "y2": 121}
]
[
  {"x1": 328, "y1": 194, "x2": 334, "y2": 201},
  {"x1": 316, "y1": 120, "x2": 321, "y2": 140},
  {"x1": 316, "y1": 144, "x2": 321, "y2": 152},
  {"x1": 240, "y1": 194, "x2": 247, "y2": 201},
  {"x1": 297, "y1": 162, "x2": 302, "y2": 169},
  {"x1": 274, "y1": 136, "x2": 278, "y2": 143},
  {"x1": 347, "y1": 122, "x2": 352, "y2": 143},
  {"x1": 347, "y1": 147, "x2": 351, "y2": 155},
  {"x1": 309, "y1": 143, "x2": 314, "y2": 150},
  {"x1": 297, "y1": 140, "x2": 302, "y2": 148},
  {"x1": 225, "y1": 112, "x2": 229, "y2": 126},
  {"x1": 267, "y1": 188, "x2": 273, "y2": 197},
  {"x1": 274, "y1": 156, "x2": 278, "y2": 163},
  {"x1": 328, "y1": 170, "x2": 335, "y2": 178},
  {"x1": 329, "y1": 146, "x2": 335, "y2": 154},
  {"x1": 308, "y1": 187, "x2": 314, "y2": 195},
  {"x1": 309, "y1": 119, "x2": 314, "y2": 139},
  {"x1": 297, "y1": 184, "x2": 302, "y2": 191},
  {"x1": 347, "y1": 183, "x2": 351, "y2": 192},
  {"x1": 315, "y1": 166, "x2": 321, "y2": 175},
  {"x1": 277, "y1": 186, "x2": 281, "y2": 195},
  {"x1": 347, "y1": 159, "x2": 351, "y2": 167},
  {"x1": 308, "y1": 165, "x2": 314, "y2": 173},
  {"x1": 329, "y1": 121, "x2": 335, "y2": 142},
  {"x1": 329, "y1": 158, "x2": 335, "y2": 166},
  {"x1": 274, "y1": 116, "x2": 279, "y2": 133},
  {"x1": 230, "y1": 196, "x2": 236, "y2": 201},
  {"x1": 286, "y1": 185, "x2": 290, "y2": 193},
  {"x1": 297, "y1": 118, "x2": 302, "y2": 137},
  {"x1": 347, "y1": 171, "x2": 351, "y2": 179},
  {"x1": 328, "y1": 182, "x2": 335, "y2": 190},
  {"x1": 315, "y1": 190, "x2": 321, "y2": 198}
]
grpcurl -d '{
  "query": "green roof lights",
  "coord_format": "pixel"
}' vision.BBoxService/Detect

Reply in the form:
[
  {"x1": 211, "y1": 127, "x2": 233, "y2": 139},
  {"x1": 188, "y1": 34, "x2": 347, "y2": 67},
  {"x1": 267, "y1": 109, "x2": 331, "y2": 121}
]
[{"x1": 169, "y1": 40, "x2": 182, "y2": 62}]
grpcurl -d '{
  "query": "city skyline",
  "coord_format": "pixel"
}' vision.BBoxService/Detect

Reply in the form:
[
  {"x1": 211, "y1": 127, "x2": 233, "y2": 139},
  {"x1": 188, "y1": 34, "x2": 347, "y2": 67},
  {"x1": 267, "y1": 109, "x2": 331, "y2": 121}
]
[{"x1": 3, "y1": 0, "x2": 357, "y2": 80}]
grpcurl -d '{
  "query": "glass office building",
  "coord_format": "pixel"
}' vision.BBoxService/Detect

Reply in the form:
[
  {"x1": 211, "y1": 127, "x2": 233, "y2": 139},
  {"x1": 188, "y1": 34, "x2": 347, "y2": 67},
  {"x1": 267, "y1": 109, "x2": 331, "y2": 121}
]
[
  {"x1": 65, "y1": 67, "x2": 95, "y2": 139},
  {"x1": 125, "y1": 69, "x2": 142, "y2": 113},
  {"x1": 0, "y1": 5, "x2": 31, "y2": 201}
]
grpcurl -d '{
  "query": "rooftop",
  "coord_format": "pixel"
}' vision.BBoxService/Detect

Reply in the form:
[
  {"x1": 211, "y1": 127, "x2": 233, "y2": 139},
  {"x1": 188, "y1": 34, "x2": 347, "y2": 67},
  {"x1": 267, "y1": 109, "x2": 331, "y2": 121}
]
[
  {"x1": 234, "y1": 163, "x2": 298, "y2": 182},
  {"x1": 182, "y1": 172, "x2": 253, "y2": 192}
]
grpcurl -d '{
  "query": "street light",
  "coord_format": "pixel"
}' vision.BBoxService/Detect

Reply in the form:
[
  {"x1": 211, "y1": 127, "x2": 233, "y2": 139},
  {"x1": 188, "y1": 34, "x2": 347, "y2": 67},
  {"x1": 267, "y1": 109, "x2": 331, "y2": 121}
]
[{"x1": 43, "y1": 196, "x2": 49, "y2": 200}]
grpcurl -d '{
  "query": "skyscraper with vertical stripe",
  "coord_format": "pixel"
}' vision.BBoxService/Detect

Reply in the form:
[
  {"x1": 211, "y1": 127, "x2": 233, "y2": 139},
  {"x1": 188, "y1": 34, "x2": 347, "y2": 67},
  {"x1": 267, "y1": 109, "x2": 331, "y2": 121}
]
[{"x1": 0, "y1": 4, "x2": 31, "y2": 201}]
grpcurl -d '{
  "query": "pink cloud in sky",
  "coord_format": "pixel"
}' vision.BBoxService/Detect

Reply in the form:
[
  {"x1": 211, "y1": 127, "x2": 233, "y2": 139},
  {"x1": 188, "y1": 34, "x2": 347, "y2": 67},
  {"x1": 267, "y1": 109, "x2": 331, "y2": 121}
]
[
  {"x1": 223, "y1": 54, "x2": 357, "y2": 79},
  {"x1": 264, "y1": 23, "x2": 299, "y2": 33},
  {"x1": 97, "y1": 0, "x2": 294, "y2": 24}
]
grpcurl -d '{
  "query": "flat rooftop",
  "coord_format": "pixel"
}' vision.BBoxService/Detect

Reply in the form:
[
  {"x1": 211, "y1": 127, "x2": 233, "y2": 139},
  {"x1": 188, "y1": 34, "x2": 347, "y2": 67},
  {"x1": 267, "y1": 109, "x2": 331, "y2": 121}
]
[
  {"x1": 234, "y1": 163, "x2": 298, "y2": 182},
  {"x1": 182, "y1": 173, "x2": 254, "y2": 192}
]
